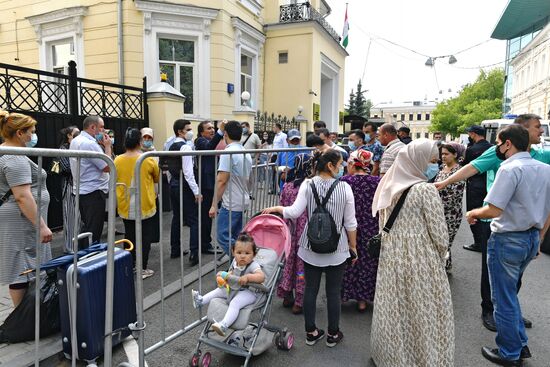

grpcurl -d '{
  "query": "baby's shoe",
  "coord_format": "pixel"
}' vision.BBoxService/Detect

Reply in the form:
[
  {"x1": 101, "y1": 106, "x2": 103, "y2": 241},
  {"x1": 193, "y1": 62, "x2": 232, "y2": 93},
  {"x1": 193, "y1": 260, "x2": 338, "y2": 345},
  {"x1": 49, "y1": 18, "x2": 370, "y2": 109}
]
[
  {"x1": 212, "y1": 321, "x2": 228, "y2": 337},
  {"x1": 191, "y1": 289, "x2": 203, "y2": 309}
]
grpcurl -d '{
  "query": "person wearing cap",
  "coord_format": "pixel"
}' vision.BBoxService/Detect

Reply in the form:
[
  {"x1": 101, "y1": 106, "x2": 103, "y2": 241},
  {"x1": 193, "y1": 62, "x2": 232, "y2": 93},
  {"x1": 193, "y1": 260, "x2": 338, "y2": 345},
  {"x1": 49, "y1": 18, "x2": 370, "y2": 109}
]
[
  {"x1": 398, "y1": 126, "x2": 412, "y2": 145},
  {"x1": 141, "y1": 127, "x2": 156, "y2": 153},
  {"x1": 462, "y1": 125, "x2": 492, "y2": 253},
  {"x1": 436, "y1": 114, "x2": 550, "y2": 332},
  {"x1": 276, "y1": 129, "x2": 308, "y2": 190}
]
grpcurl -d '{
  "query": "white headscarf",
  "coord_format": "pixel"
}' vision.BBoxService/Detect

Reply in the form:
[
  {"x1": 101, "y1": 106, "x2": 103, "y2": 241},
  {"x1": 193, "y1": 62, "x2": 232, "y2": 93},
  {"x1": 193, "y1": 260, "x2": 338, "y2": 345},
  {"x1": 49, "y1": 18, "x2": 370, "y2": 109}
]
[{"x1": 372, "y1": 139, "x2": 439, "y2": 216}]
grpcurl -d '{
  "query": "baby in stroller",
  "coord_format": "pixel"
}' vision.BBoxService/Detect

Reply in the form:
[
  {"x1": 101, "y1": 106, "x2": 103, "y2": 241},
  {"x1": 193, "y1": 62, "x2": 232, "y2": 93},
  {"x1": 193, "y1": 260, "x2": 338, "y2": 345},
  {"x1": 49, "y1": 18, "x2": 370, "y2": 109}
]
[{"x1": 192, "y1": 233, "x2": 265, "y2": 336}]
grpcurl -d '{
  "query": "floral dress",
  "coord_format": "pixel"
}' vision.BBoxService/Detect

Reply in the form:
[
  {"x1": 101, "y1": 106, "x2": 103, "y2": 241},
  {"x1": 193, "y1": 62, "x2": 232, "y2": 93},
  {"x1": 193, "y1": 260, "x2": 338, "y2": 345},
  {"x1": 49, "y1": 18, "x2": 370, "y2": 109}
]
[
  {"x1": 276, "y1": 182, "x2": 307, "y2": 306},
  {"x1": 434, "y1": 164, "x2": 465, "y2": 245},
  {"x1": 340, "y1": 174, "x2": 380, "y2": 303}
]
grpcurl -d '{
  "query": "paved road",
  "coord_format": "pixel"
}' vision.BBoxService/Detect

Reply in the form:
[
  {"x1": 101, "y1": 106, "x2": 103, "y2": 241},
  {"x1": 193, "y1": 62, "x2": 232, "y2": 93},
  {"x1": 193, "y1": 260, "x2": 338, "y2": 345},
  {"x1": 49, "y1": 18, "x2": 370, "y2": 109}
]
[{"x1": 28, "y1": 212, "x2": 550, "y2": 367}]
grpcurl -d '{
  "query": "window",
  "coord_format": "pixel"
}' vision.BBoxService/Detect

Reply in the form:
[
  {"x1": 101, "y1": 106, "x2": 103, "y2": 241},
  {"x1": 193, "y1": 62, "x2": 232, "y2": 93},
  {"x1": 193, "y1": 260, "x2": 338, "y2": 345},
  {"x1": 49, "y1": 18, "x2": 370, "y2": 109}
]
[
  {"x1": 416, "y1": 132, "x2": 420, "y2": 139},
  {"x1": 534, "y1": 60, "x2": 538, "y2": 82},
  {"x1": 408, "y1": 113, "x2": 413, "y2": 121},
  {"x1": 279, "y1": 52, "x2": 288, "y2": 64},
  {"x1": 400, "y1": 114, "x2": 405, "y2": 121},
  {"x1": 417, "y1": 113, "x2": 422, "y2": 120},
  {"x1": 541, "y1": 55, "x2": 546, "y2": 80},
  {"x1": 241, "y1": 54, "x2": 253, "y2": 105},
  {"x1": 51, "y1": 40, "x2": 74, "y2": 74},
  {"x1": 158, "y1": 38, "x2": 195, "y2": 114},
  {"x1": 425, "y1": 113, "x2": 430, "y2": 120},
  {"x1": 424, "y1": 132, "x2": 429, "y2": 138}
]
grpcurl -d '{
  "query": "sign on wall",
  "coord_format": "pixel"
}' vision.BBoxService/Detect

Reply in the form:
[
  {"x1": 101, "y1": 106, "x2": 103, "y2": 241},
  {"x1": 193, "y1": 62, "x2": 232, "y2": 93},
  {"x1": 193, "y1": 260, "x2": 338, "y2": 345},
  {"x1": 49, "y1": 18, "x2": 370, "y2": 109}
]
[{"x1": 313, "y1": 103, "x2": 320, "y2": 121}]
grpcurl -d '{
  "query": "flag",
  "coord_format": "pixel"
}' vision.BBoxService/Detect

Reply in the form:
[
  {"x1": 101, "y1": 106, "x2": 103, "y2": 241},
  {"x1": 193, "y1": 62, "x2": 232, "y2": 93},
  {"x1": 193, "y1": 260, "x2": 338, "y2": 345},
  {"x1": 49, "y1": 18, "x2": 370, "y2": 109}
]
[{"x1": 342, "y1": 4, "x2": 349, "y2": 48}]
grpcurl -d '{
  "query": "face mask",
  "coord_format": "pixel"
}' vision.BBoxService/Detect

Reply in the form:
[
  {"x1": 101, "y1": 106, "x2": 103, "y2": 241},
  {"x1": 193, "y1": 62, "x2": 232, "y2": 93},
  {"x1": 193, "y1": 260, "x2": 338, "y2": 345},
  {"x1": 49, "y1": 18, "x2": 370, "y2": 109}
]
[
  {"x1": 423, "y1": 163, "x2": 439, "y2": 180},
  {"x1": 348, "y1": 141, "x2": 357, "y2": 151},
  {"x1": 110, "y1": 138, "x2": 115, "y2": 145},
  {"x1": 26, "y1": 133, "x2": 38, "y2": 148},
  {"x1": 496, "y1": 143, "x2": 508, "y2": 161},
  {"x1": 95, "y1": 133, "x2": 103, "y2": 142},
  {"x1": 142, "y1": 140, "x2": 153, "y2": 149},
  {"x1": 333, "y1": 166, "x2": 344, "y2": 179},
  {"x1": 468, "y1": 137, "x2": 474, "y2": 144},
  {"x1": 185, "y1": 131, "x2": 194, "y2": 141},
  {"x1": 365, "y1": 134, "x2": 373, "y2": 143},
  {"x1": 242, "y1": 128, "x2": 249, "y2": 135}
]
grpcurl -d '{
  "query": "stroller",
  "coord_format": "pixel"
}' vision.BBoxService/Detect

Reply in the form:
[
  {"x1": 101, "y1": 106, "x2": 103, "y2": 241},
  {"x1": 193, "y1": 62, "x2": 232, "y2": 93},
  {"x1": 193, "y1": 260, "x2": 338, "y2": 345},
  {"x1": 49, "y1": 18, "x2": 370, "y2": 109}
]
[{"x1": 189, "y1": 214, "x2": 294, "y2": 367}]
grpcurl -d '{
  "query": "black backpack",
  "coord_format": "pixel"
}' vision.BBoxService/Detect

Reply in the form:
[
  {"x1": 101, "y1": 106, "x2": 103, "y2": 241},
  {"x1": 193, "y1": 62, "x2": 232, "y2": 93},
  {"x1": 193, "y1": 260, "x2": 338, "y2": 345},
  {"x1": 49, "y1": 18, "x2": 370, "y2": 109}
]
[{"x1": 306, "y1": 180, "x2": 341, "y2": 254}]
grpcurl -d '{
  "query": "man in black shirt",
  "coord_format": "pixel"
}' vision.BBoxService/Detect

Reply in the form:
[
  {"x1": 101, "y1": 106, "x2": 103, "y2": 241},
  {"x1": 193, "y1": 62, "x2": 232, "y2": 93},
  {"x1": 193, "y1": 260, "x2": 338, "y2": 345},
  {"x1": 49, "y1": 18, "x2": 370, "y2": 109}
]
[
  {"x1": 398, "y1": 126, "x2": 412, "y2": 144},
  {"x1": 462, "y1": 125, "x2": 492, "y2": 253}
]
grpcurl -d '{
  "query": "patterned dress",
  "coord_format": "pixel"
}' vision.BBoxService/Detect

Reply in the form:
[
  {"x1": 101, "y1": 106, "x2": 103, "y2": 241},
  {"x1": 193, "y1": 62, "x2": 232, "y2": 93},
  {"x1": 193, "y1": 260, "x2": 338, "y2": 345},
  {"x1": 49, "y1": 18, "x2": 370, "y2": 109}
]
[
  {"x1": 276, "y1": 182, "x2": 307, "y2": 307},
  {"x1": 371, "y1": 183, "x2": 454, "y2": 367},
  {"x1": 434, "y1": 164, "x2": 465, "y2": 245},
  {"x1": 340, "y1": 174, "x2": 380, "y2": 303}
]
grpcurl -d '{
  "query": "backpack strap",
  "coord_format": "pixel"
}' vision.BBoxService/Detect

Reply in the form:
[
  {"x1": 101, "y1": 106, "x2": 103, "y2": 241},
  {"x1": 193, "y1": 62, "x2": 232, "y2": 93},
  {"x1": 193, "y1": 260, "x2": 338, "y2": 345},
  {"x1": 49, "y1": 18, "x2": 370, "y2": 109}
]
[
  {"x1": 321, "y1": 180, "x2": 340, "y2": 207},
  {"x1": 310, "y1": 181, "x2": 322, "y2": 207}
]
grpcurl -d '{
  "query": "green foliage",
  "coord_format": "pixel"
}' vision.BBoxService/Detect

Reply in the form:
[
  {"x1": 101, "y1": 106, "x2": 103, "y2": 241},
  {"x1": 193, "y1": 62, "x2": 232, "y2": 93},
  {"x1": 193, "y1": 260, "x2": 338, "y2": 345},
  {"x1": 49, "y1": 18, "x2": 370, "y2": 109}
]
[
  {"x1": 346, "y1": 80, "x2": 372, "y2": 118},
  {"x1": 431, "y1": 69, "x2": 504, "y2": 137}
]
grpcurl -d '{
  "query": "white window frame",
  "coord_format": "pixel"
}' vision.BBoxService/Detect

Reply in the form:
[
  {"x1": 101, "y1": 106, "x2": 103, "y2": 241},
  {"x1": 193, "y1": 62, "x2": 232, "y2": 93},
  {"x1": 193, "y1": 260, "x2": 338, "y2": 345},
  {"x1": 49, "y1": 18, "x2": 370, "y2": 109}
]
[
  {"x1": 27, "y1": 7, "x2": 87, "y2": 76},
  {"x1": 320, "y1": 53, "x2": 340, "y2": 132},
  {"x1": 136, "y1": 0, "x2": 217, "y2": 119},
  {"x1": 232, "y1": 17, "x2": 265, "y2": 112}
]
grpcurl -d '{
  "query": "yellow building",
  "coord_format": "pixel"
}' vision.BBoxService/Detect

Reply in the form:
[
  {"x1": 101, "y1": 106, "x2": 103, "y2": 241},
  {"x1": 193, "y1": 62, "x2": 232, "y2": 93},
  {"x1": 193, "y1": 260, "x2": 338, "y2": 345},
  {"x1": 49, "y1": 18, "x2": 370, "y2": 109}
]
[{"x1": 0, "y1": 0, "x2": 347, "y2": 139}]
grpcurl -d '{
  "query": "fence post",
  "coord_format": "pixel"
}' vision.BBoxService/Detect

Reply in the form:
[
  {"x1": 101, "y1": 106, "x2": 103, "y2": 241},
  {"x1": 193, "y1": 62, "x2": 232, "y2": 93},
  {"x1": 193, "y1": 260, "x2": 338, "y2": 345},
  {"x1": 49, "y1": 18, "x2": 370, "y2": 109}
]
[
  {"x1": 143, "y1": 76, "x2": 149, "y2": 126},
  {"x1": 68, "y1": 61, "x2": 78, "y2": 122}
]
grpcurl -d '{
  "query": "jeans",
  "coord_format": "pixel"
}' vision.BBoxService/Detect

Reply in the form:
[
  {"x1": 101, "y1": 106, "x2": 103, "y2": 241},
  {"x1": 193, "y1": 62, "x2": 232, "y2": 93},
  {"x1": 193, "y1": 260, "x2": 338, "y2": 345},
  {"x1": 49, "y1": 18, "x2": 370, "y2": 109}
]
[
  {"x1": 216, "y1": 206, "x2": 244, "y2": 255},
  {"x1": 170, "y1": 179, "x2": 199, "y2": 256},
  {"x1": 303, "y1": 262, "x2": 345, "y2": 335},
  {"x1": 480, "y1": 221, "x2": 493, "y2": 314},
  {"x1": 487, "y1": 229, "x2": 539, "y2": 360}
]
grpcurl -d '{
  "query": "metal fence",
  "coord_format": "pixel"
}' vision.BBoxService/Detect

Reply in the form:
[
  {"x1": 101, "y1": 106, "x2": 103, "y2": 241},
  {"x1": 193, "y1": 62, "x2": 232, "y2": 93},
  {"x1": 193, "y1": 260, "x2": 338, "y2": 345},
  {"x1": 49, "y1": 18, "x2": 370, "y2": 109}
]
[
  {"x1": 132, "y1": 147, "x2": 312, "y2": 367},
  {"x1": 0, "y1": 146, "x2": 118, "y2": 367},
  {"x1": 254, "y1": 111, "x2": 301, "y2": 133}
]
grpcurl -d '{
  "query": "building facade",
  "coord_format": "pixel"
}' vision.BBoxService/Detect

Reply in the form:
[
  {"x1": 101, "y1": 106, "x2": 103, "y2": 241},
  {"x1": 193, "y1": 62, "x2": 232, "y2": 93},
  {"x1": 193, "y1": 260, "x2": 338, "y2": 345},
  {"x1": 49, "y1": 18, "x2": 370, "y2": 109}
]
[
  {"x1": 491, "y1": 0, "x2": 550, "y2": 115},
  {"x1": 0, "y1": 0, "x2": 347, "y2": 136},
  {"x1": 370, "y1": 100, "x2": 441, "y2": 140}
]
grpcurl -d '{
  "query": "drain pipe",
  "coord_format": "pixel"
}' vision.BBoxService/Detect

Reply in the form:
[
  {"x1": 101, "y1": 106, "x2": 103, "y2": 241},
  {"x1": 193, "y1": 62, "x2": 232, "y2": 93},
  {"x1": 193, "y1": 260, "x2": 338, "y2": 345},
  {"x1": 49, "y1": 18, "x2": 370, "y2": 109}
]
[{"x1": 117, "y1": 0, "x2": 124, "y2": 84}]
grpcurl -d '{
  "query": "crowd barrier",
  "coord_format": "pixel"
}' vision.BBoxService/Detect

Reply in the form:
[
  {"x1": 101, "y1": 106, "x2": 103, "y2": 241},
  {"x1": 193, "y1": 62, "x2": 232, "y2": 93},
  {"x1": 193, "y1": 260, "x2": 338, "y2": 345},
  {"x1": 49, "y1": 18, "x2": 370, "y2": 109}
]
[
  {"x1": 0, "y1": 146, "x2": 118, "y2": 367},
  {"x1": 132, "y1": 147, "x2": 312, "y2": 367}
]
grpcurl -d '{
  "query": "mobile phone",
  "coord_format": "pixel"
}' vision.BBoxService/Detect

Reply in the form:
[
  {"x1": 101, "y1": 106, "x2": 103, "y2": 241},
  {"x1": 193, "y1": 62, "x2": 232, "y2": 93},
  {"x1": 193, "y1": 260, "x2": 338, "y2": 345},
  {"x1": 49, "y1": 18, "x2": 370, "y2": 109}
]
[{"x1": 347, "y1": 249, "x2": 357, "y2": 265}]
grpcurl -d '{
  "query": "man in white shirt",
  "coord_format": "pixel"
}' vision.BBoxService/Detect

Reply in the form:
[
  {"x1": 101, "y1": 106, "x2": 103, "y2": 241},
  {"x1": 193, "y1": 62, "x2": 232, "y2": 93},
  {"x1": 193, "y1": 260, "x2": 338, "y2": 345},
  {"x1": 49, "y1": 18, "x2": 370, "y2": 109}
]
[
  {"x1": 378, "y1": 123, "x2": 405, "y2": 176},
  {"x1": 209, "y1": 121, "x2": 252, "y2": 255},
  {"x1": 318, "y1": 128, "x2": 348, "y2": 162},
  {"x1": 167, "y1": 119, "x2": 203, "y2": 265},
  {"x1": 272, "y1": 123, "x2": 288, "y2": 150}
]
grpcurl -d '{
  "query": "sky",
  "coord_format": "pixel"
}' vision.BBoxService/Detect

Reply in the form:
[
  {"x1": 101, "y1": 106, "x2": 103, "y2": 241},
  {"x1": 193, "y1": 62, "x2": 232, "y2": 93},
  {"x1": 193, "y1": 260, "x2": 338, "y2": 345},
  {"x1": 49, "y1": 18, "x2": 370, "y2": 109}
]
[{"x1": 324, "y1": 0, "x2": 510, "y2": 106}]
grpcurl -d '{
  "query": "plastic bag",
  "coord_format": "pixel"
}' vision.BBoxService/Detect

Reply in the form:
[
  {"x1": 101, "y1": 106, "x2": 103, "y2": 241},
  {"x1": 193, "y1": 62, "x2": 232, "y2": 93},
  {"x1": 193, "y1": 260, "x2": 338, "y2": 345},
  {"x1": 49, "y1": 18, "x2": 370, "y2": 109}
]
[{"x1": 0, "y1": 272, "x2": 60, "y2": 343}]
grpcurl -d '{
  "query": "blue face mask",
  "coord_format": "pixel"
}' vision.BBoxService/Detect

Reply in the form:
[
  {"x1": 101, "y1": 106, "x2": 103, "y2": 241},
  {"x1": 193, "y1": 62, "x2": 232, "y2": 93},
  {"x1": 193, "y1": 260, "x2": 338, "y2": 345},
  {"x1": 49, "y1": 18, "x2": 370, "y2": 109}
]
[
  {"x1": 348, "y1": 141, "x2": 357, "y2": 151},
  {"x1": 95, "y1": 133, "x2": 103, "y2": 142},
  {"x1": 334, "y1": 166, "x2": 344, "y2": 179},
  {"x1": 26, "y1": 133, "x2": 38, "y2": 148},
  {"x1": 423, "y1": 163, "x2": 439, "y2": 180},
  {"x1": 142, "y1": 140, "x2": 153, "y2": 149}
]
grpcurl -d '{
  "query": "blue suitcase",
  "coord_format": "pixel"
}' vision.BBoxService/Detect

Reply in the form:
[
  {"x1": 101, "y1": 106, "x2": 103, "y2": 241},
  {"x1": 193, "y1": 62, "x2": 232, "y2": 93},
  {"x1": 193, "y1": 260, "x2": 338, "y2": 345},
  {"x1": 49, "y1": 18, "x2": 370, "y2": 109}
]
[{"x1": 57, "y1": 247, "x2": 136, "y2": 362}]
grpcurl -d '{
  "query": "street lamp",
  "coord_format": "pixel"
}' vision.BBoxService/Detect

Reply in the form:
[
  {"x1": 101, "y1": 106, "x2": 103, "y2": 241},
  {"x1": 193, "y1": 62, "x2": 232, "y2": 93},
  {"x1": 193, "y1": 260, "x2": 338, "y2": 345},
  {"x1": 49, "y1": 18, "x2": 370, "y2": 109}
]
[
  {"x1": 425, "y1": 55, "x2": 457, "y2": 67},
  {"x1": 241, "y1": 91, "x2": 251, "y2": 107}
]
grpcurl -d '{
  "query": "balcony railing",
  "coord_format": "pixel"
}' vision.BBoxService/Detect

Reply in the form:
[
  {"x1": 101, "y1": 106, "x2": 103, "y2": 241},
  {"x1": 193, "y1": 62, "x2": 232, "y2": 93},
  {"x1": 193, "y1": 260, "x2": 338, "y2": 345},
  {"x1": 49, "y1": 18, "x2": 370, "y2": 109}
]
[{"x1": 279, "y1": 2, "x2": 342, "y2": 43}]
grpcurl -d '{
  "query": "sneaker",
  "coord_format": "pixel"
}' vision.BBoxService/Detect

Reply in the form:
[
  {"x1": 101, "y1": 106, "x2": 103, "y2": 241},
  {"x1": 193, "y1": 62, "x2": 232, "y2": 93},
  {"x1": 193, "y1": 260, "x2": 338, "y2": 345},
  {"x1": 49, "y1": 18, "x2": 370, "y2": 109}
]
[
  {"x1": 305, "y1": 329, "x2": 325, "y2": 346},
  {"x1": 191, "y1": 289, "x2": 203, "y2": 309},
  {"x1": 141, "y1": 269, "x2": 154, "y2": 279},
  {"x1": 326, "y1": 330, "x2": 343, "y2": 347},
  {"x1": 211, "y1": 321, "x2": 228, "y2": 336}
]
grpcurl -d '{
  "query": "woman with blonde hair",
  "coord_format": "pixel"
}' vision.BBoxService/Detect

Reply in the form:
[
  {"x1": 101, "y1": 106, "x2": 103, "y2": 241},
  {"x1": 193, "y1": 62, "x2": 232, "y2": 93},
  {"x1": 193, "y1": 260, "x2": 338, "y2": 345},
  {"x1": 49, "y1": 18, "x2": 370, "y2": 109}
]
[
  {"x1": 0, "y1": 111, "x2": 52, "y2": 307},
  {"x1": 370, "y1": 139, "x2": 454, "y2": 367}
]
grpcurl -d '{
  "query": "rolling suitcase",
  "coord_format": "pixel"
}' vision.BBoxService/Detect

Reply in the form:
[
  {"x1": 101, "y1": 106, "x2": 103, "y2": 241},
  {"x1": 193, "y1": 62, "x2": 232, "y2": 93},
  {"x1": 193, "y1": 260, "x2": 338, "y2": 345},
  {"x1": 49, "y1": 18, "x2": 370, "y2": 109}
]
[{"x1": 57, "y1": 247, "x2": 136, "y2": 362}]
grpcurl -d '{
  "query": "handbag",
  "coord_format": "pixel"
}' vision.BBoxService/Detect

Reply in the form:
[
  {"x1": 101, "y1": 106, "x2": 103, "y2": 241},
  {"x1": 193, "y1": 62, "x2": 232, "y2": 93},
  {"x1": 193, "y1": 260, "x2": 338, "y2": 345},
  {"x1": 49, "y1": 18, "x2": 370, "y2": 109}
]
[
  {"x1": 366, "y1": 186, "x2": 412, "y2": 258},
  {"x1": 50, "y1": 160, "x2": 61, "y2": 174}
]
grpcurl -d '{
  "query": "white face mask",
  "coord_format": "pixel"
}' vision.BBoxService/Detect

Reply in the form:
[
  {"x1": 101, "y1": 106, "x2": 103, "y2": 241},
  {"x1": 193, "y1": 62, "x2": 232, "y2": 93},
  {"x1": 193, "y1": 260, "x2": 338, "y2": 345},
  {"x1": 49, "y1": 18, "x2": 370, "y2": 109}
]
[{"x1": 185, "y1": 131, "x2": 194, "y2": 141}]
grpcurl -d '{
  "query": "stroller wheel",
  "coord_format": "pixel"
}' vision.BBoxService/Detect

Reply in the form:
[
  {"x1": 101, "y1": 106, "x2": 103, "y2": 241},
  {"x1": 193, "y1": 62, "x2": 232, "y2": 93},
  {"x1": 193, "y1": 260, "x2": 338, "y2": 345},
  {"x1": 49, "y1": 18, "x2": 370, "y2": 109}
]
[
  {"x1": 276, "y1": 330, "x2": 294, "y2": 351},
  {"x1": 189, "y1": 351, "x2": 201, "y2": 367},
  {"x1": 199, "y1": 352, "x2": 212, "y2": 367}
]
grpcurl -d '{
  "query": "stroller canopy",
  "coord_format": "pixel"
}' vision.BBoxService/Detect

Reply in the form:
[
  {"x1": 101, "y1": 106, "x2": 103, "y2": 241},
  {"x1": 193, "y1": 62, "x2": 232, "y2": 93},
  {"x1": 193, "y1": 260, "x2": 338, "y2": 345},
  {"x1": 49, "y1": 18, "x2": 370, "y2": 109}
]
[{"x1": 243, "y1": 214, "x2": 291, "y2": 259}]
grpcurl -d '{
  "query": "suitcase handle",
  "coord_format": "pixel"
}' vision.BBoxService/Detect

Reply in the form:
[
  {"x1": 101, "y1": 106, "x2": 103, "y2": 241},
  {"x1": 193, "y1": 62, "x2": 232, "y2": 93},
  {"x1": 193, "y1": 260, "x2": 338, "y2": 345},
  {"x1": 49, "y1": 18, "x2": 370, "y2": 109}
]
[{"x1": 115, "y1": 239, "x2": 134, "y2": 252}]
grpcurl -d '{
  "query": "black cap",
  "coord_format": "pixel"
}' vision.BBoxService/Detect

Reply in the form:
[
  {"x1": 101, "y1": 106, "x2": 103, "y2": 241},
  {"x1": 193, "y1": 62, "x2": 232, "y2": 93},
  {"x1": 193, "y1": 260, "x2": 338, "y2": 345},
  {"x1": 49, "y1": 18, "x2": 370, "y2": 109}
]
[{"x1": 466, "y1": 125, "x2": 486, "y2": 136}]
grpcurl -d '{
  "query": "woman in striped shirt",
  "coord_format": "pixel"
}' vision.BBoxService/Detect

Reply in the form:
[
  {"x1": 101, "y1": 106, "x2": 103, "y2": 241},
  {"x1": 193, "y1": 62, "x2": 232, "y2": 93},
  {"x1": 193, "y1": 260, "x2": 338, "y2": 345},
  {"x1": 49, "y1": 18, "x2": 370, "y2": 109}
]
[{"x1": 263, "y1": 149, "x2": 357, "y2": 348}]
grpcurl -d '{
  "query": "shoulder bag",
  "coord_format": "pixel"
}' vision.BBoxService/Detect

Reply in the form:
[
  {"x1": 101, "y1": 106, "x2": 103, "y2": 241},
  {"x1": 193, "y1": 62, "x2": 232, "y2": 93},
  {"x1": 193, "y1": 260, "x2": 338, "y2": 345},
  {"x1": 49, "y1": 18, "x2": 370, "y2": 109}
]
[{"x1": 366, "y1": 186, "x2": 412, "y2": 258}]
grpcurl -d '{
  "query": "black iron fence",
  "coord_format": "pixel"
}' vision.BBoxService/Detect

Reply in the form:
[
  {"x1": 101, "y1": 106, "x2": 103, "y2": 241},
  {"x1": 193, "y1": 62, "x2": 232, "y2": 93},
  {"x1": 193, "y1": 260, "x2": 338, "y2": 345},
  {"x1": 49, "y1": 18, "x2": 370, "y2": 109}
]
[
  {"x1": 254, "y1": 111, "x2": 301, "y2": 133},
  {"x1": 279, "y1": 2, "x2": 341, "y2": 43},
  {"x1": 0, "y1": 61, "x2": 149, "y2": 228}
]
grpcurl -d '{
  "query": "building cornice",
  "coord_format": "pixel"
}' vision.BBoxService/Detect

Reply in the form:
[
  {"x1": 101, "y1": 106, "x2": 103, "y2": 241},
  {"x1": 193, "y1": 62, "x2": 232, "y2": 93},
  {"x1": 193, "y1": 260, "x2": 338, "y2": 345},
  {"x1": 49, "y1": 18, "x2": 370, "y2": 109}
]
[
  {"x1": 236, "y1": 0, "x2": 263, "y2": 17},
  {"x1": 26, "y1": 6, "x2": 88, "y2": 44},
  {"x1": 232, "y1": 17, "x2": 265, "y2": 45},
  {"x1": 134, "y1": 0, "x2": 218, "y2": 20}
]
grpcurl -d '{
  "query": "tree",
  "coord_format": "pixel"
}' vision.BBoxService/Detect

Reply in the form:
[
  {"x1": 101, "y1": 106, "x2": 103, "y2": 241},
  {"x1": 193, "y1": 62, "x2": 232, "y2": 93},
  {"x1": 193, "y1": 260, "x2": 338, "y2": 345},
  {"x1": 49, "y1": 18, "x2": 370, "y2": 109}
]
[
  {"x1": 431, "y1": 68, "x2": 504, "y2": 137},
  {"x1": 346, "y1": 80, "x2": 372, "y2": 118}
]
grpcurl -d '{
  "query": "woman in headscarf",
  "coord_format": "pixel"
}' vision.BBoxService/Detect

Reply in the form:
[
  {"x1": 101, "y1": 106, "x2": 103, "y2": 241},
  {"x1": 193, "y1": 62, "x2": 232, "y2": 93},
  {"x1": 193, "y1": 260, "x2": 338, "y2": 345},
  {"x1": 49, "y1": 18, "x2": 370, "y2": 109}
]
[
  {"x1": 340, "y1": 149, "x2": 380, "y2": 312},
  {"x1": 434, "y1": 143, "x2": 466, "y2": 272},
  {"x1": 277, "y1": 153, "x2": 312, "y2": 314},
  {"x1": 370, "y1": 139, "x2": 454, "y2": 367}
]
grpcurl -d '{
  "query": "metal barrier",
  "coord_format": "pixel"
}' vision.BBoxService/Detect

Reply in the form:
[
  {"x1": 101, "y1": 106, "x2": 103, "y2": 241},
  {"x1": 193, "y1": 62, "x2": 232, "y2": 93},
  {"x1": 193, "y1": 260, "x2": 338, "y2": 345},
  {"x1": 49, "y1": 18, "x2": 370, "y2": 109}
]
[
  {"x1": 132, "y1": 147, "x2": 312, "y2": 367},
  {"x1": 0, "y1": 146, "x2": 117, "y2": 367}
]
